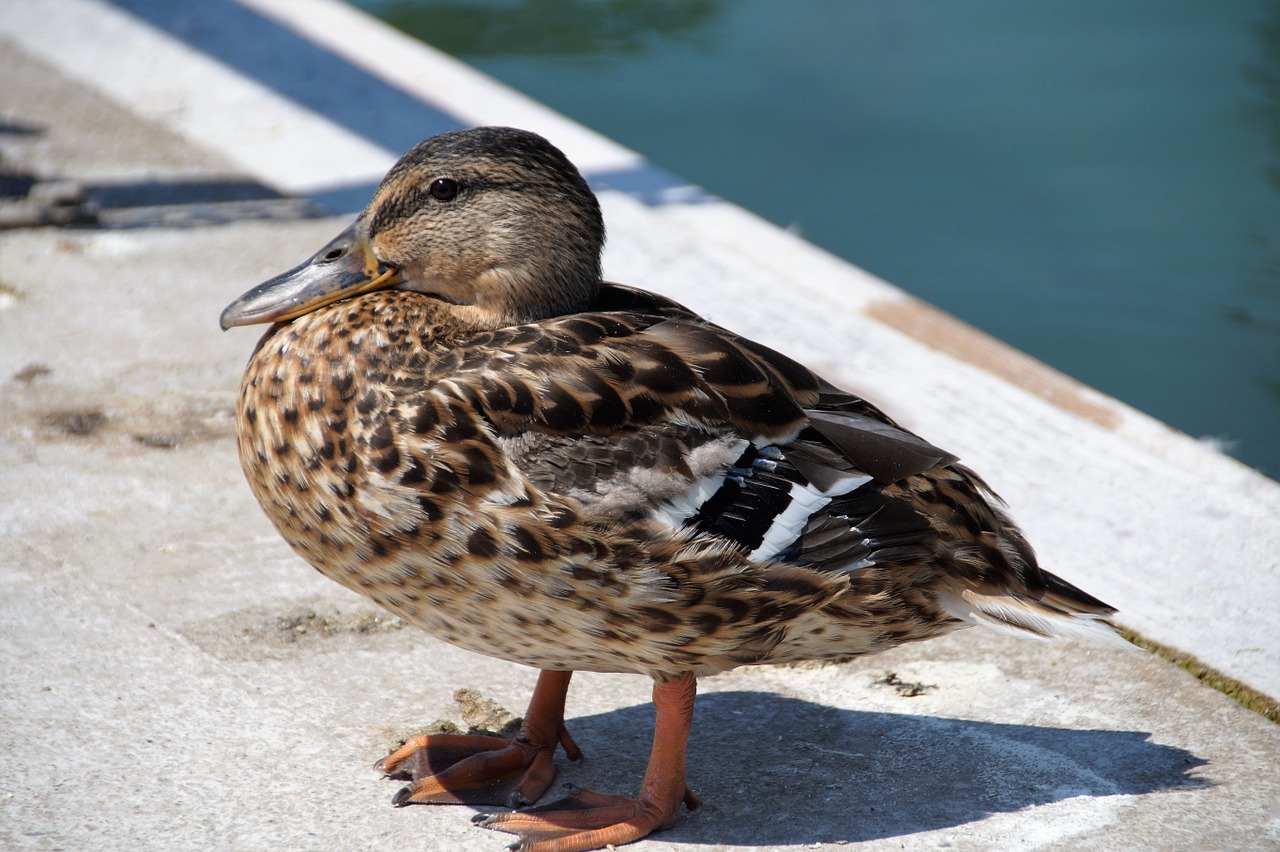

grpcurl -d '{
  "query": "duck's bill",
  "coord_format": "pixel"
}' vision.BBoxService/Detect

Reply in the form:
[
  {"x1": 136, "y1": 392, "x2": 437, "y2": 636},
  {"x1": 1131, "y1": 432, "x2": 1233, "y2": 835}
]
[{"x1": 219, "y1": 223, "x2": 402, "y2": 329}]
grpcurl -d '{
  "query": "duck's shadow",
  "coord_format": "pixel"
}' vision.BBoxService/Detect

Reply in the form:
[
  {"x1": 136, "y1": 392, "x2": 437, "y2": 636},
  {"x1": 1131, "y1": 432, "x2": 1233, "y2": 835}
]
[{"x1": 500, "y1": 691, "x2": 1207, "y2": 846}]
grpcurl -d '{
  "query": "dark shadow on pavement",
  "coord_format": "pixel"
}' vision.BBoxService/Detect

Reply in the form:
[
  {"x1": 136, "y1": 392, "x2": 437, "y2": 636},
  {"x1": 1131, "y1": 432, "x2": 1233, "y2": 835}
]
[{"x1": 453, "y1": 690, "x2": 1207, "y2": 847}]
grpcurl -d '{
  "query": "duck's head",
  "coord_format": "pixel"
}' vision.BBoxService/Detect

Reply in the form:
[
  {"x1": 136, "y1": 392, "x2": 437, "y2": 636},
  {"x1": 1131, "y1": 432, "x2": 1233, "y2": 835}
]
[{"x1": 220, "y1": 126, "x2": 604, "y2": 331}]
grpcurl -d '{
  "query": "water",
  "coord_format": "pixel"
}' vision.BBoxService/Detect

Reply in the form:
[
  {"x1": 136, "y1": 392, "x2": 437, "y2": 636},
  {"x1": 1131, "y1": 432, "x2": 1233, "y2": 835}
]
[{"x1": 351, "y1": 0, "x2": 1280, "y2": 479}]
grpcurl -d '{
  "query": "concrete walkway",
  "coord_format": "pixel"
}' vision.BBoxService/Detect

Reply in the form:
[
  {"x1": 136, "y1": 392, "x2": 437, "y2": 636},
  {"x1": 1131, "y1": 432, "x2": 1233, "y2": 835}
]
[{"x1": 1, "y1": 2, "x2": 1277, "y2": 850}]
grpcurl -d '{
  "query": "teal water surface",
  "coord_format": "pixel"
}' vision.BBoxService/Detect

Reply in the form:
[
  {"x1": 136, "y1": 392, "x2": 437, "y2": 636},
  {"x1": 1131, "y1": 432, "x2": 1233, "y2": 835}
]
[{"x1": 352, "y1": 0, "x2": 1280, "y2": 479}]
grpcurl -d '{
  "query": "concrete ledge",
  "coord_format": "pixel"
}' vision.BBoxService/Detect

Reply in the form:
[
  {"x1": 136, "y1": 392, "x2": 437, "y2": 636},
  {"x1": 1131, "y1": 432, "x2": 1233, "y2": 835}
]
[{"x1": 1, "y1": 1, "x2": 1277, "y2": 850}]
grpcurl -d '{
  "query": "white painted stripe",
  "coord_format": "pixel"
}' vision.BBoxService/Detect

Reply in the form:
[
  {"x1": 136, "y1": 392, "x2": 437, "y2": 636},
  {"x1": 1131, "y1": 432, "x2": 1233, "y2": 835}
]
[
  {"x1": 0, "y1": 0, "x2": 395, "y2": 194},
  {"x1": 239, "y1": 0, "x2": 644, "y2": 178}
]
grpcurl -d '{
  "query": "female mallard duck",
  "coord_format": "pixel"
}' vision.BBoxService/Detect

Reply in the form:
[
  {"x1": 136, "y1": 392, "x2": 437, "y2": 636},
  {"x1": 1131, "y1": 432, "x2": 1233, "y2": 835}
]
[{"x1": 221, "y1": 126, "x2": 1120, "y2": 852}]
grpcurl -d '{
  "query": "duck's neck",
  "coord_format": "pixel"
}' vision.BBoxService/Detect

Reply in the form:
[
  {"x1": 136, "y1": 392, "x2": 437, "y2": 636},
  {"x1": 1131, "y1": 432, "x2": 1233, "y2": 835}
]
[{"x1": 409, "y1": 264, "x2": 600, "y2": 329}]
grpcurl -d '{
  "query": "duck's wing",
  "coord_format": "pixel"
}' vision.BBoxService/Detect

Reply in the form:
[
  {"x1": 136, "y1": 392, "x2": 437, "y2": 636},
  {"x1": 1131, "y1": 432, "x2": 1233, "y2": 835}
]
[
  {"x1": 402, "y1": 301, "x2": 1117, "y2": 668},
  {"x1": 435, "y1": 308, "x2": 955, "y2": 569}
]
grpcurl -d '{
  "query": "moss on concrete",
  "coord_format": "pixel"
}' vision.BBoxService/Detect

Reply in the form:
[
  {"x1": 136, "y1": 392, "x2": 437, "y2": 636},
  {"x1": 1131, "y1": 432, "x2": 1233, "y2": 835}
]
[{"x1": 1119, "y1": 624, "x2": 1279, "y2": 724}]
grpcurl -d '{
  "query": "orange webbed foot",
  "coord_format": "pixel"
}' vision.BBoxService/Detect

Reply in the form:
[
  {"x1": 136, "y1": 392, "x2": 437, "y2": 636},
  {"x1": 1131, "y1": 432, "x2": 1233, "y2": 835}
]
[
  {"x1": 381, "y1": 670, "x2": 579, "y2": 808},
  {"x1": 474, "y1": 786, "x2": 700, "y2": 852},
  {"x1": 381, "y1": 728, "x2": 579, "y2": 807},
  {"x1": 473, "y1": 671, "x2": 700, "y2": 852}
]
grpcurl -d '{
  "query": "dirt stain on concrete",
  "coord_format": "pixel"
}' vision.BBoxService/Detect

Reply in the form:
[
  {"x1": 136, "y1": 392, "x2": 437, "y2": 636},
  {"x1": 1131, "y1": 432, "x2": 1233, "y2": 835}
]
[{"x1": 179, "y1": 602, "x2": 412, "y2": 663}]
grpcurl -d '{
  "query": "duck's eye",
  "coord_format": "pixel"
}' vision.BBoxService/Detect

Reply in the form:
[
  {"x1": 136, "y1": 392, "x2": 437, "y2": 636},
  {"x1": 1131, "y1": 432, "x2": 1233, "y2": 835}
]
[{"x1": 429, "y1": 177, "x2": 459, "y2": 201}]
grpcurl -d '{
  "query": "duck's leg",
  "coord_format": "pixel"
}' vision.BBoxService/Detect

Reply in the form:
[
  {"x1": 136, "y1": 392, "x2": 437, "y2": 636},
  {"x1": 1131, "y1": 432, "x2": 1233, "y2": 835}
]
[
  {"x1": 380, "y1": 669, "x2": 580, "y2": 808},
  {"x1": 475, "y1": 671, "x2": 700, "y2": 852}
]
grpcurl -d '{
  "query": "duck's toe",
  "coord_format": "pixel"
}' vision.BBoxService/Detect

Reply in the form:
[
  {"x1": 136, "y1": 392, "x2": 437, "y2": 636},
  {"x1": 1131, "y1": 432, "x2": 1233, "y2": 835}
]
[
  {"x1": 383, "y1": 731, "x2": 564, "y2": 808},
  {"x1": 381, "y1": 670, "x2": 581, "y2": 808},
  {"x1": 475, "y1": 785, "x2": 700, "y2": 852}
]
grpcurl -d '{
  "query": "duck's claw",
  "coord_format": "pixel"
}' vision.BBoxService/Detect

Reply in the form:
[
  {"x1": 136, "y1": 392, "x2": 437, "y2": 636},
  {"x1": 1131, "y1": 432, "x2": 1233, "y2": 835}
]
[
  {"x1": 382, "y1": 731, "x2": 569, "y2": 807},
  {"x1": 382, "y1": 670, "x2": 579, "y2": 807}
]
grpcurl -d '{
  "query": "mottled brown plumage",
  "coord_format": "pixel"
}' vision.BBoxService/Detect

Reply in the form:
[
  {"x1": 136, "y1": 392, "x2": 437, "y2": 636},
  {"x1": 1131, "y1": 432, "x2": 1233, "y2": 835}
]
[{"x1": 222, "y1": 126, "x2": 1120, "y2": 852}]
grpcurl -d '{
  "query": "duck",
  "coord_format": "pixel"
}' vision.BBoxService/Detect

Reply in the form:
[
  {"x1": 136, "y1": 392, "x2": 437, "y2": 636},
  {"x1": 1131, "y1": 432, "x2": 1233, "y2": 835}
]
[{"x1": 220, "y1": 126, "x2": 1122, "y2": 852}]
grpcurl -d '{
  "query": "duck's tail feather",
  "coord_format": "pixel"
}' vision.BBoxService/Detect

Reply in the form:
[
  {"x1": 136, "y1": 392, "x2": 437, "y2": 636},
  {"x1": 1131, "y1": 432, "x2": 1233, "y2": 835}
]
[{"x1": 939, "y1": 573, "x2": 1131, "y2": 649}]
